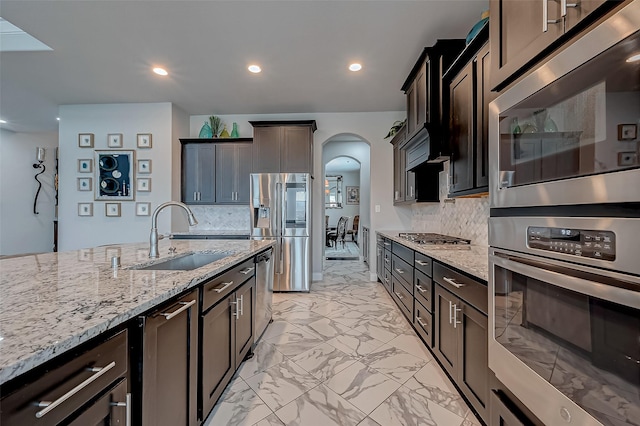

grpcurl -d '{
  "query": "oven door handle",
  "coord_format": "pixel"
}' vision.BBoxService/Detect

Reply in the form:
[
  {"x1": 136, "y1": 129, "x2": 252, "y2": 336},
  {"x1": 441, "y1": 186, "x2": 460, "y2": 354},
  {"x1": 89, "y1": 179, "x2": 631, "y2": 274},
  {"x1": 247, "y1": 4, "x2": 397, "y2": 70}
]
[{"x1": 490, "y1": 253, "x2": 640, "y2": 309}]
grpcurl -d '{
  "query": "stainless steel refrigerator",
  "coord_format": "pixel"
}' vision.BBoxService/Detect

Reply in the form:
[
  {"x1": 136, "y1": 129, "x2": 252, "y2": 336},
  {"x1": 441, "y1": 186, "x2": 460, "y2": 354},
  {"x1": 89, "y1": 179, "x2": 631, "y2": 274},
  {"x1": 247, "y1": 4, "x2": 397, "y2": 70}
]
[{"x1": 250, "y1": 173, "x2": 311, "y2": 292}]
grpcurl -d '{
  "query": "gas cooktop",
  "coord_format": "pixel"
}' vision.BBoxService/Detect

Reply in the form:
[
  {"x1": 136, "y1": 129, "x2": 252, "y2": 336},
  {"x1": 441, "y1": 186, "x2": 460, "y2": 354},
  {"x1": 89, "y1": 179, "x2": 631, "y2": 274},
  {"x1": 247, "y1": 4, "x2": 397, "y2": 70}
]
[{"x1": 398, "y1": 232, "x2": 471, "y2": 246}]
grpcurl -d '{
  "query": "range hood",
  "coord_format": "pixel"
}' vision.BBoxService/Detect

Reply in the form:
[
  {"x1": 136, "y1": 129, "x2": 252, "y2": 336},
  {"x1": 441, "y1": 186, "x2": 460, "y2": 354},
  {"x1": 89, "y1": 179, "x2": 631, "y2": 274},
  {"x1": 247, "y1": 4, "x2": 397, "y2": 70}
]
[{"x1": 405, "y1": 125, "x2": 449, "y2": 172}]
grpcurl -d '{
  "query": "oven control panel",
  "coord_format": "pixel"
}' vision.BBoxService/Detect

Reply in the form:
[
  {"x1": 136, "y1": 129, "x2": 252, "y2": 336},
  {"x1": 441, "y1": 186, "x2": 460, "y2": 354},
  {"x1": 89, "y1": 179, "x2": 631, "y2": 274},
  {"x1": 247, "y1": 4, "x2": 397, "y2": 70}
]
[{"x1": 527, "y1": 227, "x2": 616, "y2": 261}]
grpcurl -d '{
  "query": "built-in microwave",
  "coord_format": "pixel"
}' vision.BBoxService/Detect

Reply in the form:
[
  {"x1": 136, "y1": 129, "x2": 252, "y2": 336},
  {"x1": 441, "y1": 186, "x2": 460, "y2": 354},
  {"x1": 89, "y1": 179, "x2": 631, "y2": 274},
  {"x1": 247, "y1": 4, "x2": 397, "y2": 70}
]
[{"x1": 489, "y1": 1, "x2": 640, "y2": 209}]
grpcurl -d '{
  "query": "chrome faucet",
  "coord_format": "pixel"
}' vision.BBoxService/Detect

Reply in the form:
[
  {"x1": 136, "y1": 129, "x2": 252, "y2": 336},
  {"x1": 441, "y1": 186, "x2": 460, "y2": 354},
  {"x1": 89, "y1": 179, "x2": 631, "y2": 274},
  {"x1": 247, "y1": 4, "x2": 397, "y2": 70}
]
[{"x1": 149, "y1": 201, "x2": 198, "y2": 258}]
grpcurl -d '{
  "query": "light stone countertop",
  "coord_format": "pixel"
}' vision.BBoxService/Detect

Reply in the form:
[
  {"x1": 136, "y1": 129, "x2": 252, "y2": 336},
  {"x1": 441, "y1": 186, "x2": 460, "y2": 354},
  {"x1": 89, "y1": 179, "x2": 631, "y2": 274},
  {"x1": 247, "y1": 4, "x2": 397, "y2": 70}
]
[
  {"x1": 171, "y1": 229, "x2": 250, "y2": 237},
  {"x1": 377, "y1": 230, "x2": 489, "y2": 282},
  {"x1": 0, "y1": 239, "x2": 273, "y2": 385}
]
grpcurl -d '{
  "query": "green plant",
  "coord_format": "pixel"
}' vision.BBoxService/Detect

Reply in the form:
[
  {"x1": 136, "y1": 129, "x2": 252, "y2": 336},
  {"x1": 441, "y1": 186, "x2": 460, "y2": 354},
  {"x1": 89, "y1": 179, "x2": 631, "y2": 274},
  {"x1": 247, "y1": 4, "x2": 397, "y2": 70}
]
[
  {"x1": 209, "y1": 115, "x2": 223, "y2": 137},
  {"x1": 384, "y1": 119, "x2": 407, "y2": 139}
]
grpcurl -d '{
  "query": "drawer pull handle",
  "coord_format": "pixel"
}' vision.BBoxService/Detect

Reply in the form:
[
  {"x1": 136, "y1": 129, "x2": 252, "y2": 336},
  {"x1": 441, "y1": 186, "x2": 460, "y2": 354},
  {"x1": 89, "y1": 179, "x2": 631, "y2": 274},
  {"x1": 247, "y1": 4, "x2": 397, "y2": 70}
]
[
  {"x1": 161, "y1": 300, "x2": 196, "y2": 320},
  {"x1": 415, "y1": 284, "x2": 427, "y2": 293},
  {"x1": 384, "y1": 258, "x2": 390, "y2": 264},
  {"x1": 394, "y1": 268, "x2": 405, "y2": 274},
  {"x1": 416, "y1": 317, "x2": 428, "y2": 328},
  {"x1": 383, "y1": 242, "x2": 391, "y2": 246},
  {"x1": 415, "y1": 260, "x2": 429, "y2": 266},
  {"x1": 110, "y1": 393, "x2": 132, "y2": 426},
  {"x1": 443, "y1": 276, "x2": 465, "y2": 288},
  {"x1": 212, "y1": 281, "x2": 234, "y2": 293},
  {"x1": 384, "y1": 278, "x2": 389, "y2": 283},
  {"x1": 240, "y1": 267, "x2": 255, "y2": 275},
  {"x1": 394, "y1": 291, "x2": 403, "y2": 300},
  {"x1": 35, "y1": 361, "x2": 117, "y2": 418}
]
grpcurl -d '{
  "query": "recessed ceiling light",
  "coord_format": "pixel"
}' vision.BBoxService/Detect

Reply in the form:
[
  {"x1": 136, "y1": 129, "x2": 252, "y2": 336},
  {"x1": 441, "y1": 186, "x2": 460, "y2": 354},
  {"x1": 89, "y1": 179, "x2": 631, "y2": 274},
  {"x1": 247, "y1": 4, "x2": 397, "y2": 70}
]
[
  {"x1": 349, "y1": 63, "x2": 362, "y2": 72},
  {"x1": 626, "y1": 53, "x2": 640, "y2": 63},
  {"x1": 0, "y1": 119, "x2": 6, "y2": 124},
  {"x1": 248, "y1": 65, "x2": 262, "y2": 73},
  {"x1": 152, "y1": 67, "x2": 168, "y2": 76}
]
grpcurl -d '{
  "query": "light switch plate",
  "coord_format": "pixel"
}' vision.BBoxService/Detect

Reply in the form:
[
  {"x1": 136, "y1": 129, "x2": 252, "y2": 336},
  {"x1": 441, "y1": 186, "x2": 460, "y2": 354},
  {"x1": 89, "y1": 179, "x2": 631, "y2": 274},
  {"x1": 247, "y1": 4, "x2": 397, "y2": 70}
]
[{"x1": 375, "y1": 205, "x2": 381, "y2": 213}]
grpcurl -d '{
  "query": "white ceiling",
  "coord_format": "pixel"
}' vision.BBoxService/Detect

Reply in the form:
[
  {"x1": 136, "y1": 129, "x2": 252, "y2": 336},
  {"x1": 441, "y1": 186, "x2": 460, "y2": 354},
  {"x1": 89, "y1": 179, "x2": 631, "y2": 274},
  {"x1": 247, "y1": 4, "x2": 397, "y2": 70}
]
[
  {"x1": 0, "y1": 1, "x2": 487, "y2": 133},
  {"x1": 326, "y1": 156, "x2": 361, "y2": 172}
]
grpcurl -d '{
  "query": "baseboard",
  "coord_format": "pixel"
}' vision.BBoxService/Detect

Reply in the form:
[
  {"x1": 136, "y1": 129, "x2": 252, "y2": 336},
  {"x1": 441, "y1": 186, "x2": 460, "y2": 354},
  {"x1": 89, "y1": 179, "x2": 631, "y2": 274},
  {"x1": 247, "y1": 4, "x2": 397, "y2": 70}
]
[
  {"x1": 369, "y1": 271, "x2": 378, "y2": 282},
  {"x1": 312, "y1": 272, "x2": 323, "y2": 282}
]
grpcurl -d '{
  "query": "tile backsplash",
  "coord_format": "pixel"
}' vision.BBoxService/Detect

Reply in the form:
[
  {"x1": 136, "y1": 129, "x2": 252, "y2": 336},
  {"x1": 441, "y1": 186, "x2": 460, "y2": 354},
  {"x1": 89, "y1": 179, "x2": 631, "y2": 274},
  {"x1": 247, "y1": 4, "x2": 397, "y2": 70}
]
[
  {"x1": 189, "y1": 205, "x2": 250, "y2": 231},
  {"x1": 411, "y1": 161, "x2": 489, "y2": 246}
]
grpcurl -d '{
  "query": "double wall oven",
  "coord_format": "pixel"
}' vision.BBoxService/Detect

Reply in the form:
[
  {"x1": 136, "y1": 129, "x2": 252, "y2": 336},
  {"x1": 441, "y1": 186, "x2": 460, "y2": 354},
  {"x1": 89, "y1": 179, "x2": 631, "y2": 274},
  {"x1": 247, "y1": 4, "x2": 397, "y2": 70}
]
[{"x1": 488, "y1": 2, "x2": 640, "y2": 426}]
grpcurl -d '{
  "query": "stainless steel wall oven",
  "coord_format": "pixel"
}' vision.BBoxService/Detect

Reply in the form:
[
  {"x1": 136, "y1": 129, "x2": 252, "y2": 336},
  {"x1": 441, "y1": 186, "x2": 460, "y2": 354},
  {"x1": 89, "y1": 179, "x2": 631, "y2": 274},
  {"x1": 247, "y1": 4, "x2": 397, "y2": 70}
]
[{"x1": 488, "y1": 3, "x2": 640, "y2": 425}]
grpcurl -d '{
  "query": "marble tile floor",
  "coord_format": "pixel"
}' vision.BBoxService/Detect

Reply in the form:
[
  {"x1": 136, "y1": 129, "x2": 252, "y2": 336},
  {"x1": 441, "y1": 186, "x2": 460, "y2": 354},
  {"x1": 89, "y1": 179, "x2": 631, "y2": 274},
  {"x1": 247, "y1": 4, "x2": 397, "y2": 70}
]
[{"x1": 204, "y1": 260, "x2": 482, "y2": 426}]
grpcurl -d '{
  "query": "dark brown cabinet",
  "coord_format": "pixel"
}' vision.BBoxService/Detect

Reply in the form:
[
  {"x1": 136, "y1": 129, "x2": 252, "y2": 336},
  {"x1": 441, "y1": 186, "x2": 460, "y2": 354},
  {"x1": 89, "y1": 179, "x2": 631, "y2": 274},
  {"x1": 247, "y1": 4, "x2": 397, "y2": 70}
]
[
  {"x1": 490, "y1": 0, "x2": 613, "y2": 90},
  {"x1": 215, "y1": 142, "x2": 252, "y2": 204},
  {"x1": 447, "y1": 23, "x2": 494, "y2": 197},
  {"x1": 490, "y1": 391, "x2": 527, "y2": 426},
  {"x1": 433, "y1": 263, "x2": 489, "y2": 423},
  {"x1": 181, "y1": 139, "x2": 253, "y2": 205},
  {"x1": 0, "y1": 330, "x2": 129, "y2": 426},
  {"x1": 250, "y1": 121, "x2": 317, "y2": 176},
  {"x1": 200, "y1": 268, "x2": 255, "y2": 421},
  {"x1": 141, "y1": 290, "x2": 198, "y2": 426}
]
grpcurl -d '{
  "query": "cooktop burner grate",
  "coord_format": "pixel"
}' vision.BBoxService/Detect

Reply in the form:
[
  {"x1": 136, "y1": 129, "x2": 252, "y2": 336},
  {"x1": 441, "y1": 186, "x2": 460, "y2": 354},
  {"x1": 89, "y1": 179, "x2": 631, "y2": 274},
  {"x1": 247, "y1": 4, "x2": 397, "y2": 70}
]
[{"x1": 398, "y1": 232, "x2": 471, "y2": 245}]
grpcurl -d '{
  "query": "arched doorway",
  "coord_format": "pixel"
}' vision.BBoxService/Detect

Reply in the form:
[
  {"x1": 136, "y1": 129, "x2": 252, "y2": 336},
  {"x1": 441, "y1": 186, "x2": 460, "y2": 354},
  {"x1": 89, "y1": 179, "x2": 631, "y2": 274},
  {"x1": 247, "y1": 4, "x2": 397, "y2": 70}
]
[{"x1": 325, "y1": 156, "x2": 361, "y2": 260}]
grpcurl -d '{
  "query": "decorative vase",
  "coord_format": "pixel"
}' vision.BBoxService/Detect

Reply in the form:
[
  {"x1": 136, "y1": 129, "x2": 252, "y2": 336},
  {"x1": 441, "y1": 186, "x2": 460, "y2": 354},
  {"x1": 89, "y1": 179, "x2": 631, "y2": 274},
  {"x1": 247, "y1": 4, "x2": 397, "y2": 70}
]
[
  {"x1": 230, "y1": 122, "x2": 239, "y2": 138},
  {"x1": 220, "y1": 125, "x2": 230, "y2": 138},
  {"x1": 544, "y1": 116, "x2": 558, "y2": 132},
  {"x1": 199, "y1": 121, "x2": 213, "y2": 138}
]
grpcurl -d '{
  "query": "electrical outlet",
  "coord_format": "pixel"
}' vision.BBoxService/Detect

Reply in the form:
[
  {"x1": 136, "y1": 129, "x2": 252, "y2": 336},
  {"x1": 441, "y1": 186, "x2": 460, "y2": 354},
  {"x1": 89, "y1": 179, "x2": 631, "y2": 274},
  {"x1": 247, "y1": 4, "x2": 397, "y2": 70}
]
[{"x1": 375, "y1": 205, "x2": 381, "y2": 213}]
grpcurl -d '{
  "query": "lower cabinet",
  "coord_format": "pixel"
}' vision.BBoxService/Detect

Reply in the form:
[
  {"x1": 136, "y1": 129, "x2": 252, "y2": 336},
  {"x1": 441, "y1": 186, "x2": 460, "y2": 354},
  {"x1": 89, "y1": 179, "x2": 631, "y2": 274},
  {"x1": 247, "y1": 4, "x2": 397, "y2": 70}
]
[
  {"x1": 201, "y1": 277, "x2": 255, "y2": 420},
  {"x1": 490, "y1": 391, "x2": 527, "y2": 426},
  {"x1": 434, "y1": 284, "x2": 489, "y2": 422},
  {"x1": 141, "y1": 290, "x2": 199, "y2": 426},
  {"x1": 413, "y1": 300, "x2": 433, "y2": 347},
  {"x1": 0, "y1": 329, "x2": 129, "y2": 426}
]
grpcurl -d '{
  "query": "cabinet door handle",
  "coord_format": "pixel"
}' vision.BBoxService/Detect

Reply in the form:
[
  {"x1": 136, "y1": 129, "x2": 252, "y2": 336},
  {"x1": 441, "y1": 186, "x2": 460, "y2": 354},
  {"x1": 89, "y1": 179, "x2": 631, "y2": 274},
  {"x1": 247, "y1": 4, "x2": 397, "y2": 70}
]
[
  {"x1": 212, "y1": 281, "x2": 234, "y2": 293},
  {"x1": 193, "y1": 192, "x2": 197, "y2": 201},
  {"x1": 394, "y1": 267, "x2": 405, "y2": 274},
  {"x1": 230, "y1": 299, "x2": 240, "y2": 320},
  {"x1": 543, "y1": 0, "x2": 562, "y2": 32},
  {"x1": 416, "y1": 317, "x2": 428, "y2": 328},
  {"x1": 394, "y1": 291, "x2": 403, "y2": 299},
  {"x1": 110, "y1": 392, "x2": 132, "y2": 426},
  {"x1": 443, "y1": 276, "x2": 465, "y2": 289},
  {"x1": 415, "y1": 284, "x2": 427, "y2": 293},
  {"x1": 415, "y1": 260, "x2": 429, "y2": 266},
  {"x1": 384, "y1": 258, "x2": 390, "y2": 264},
  {"x1": 238, "y1": 294, "x2": 244, "y2": 316},
  {"x1": 453, "y1": 304, "x2": 462, "y2": 329},
  {"x1": 384, "y1": 277, "x2": 389, "y2": 283},
  {"x1": 448, "y1": 300, "x2": 453, "y2": 324},
  {"x1": 562, "y1": 0, "x2": 579, "y2": 16},
  {"x1": 35, "y1": 361, "x2": 117, "y2": 418},
  {"x1": 161, "y1": 300, "x2": 196, "y2": 320},
  {"x1": 240, "y1": 267, "x2": 255, "y2": 275}
]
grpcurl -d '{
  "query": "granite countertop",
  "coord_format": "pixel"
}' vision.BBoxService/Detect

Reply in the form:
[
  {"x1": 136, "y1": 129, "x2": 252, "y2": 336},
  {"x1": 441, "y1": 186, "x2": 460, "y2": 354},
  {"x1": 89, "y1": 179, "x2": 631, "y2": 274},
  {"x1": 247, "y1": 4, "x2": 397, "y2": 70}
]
[
  {"x1": 377, "y1": 230, "x2": 489, "y2": 282},
  {"x1": 0, "y1": 238, "x2": 273, "y2": 385}
]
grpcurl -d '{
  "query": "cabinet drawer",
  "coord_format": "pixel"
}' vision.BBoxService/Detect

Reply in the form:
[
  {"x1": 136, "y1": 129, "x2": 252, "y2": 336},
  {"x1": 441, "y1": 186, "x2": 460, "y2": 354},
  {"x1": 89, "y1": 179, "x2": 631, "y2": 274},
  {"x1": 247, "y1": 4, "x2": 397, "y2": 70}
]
[
  {"x1": 392, "y1": 254, "x2": 413, "y2": 292},
  {"x1": 1, "y1": 330, "x2": 128, "y2": 426},
  {"x1": 413, "y1": 300, "x2": 433, "y2": 347},
  {"x1": 414, "y1": 269, "x2": 432, "y2": 311},
  {"x1": 433, "y1": 262, "x2": 487, "y2": 315},
  {"x1": 391, "y1": 276, "x2": 413, "y2": 320},
  {"x1": 392, "y1": 241, "x2": 414, "y2": 265},
  {"x1": 202, "y1": 258, "x2": 254, "y2": 312},
  {"x1": 414, "y1": 252, "x2": 432, "y2": 277},
  {"x1": 382, "y1": 267, "x2": 392, "y2": 294}
]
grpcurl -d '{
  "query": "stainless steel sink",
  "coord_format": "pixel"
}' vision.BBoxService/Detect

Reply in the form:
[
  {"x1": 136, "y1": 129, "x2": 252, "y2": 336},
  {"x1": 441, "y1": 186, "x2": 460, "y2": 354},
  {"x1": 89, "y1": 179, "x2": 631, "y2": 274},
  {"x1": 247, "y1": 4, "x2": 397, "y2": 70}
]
[{"x1": 133, "y1": 252, "x2": 230, "y2": 271}]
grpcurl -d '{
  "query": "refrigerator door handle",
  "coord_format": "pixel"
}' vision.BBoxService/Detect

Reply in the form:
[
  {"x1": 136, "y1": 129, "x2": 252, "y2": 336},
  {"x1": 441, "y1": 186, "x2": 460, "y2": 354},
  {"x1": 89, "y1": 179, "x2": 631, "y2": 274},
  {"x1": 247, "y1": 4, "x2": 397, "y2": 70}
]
[
  {"x1": 279, "y1": 238, "x2": 284, "y2": 274},
  {"x1": 275, "y1": 182, "x2": 282, "y2": 235}
]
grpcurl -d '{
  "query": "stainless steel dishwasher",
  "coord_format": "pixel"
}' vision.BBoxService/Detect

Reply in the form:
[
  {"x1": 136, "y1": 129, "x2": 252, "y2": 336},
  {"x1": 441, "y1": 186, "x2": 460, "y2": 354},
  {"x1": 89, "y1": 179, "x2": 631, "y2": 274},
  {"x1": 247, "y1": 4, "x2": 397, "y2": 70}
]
[{"x1": 254, "y1": 248, "x2": 273, "y2": 343}]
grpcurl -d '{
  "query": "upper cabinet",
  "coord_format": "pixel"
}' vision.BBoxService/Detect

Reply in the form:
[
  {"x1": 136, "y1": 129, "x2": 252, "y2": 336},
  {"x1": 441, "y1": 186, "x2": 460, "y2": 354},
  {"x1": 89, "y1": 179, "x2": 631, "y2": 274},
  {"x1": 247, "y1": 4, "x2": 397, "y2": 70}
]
[
  {"x1": 490, "y1": 0, "x2": 614, "y2": 91},
  {"x1": 180, "y1": 139, "x2": 253, "y2": 205},
  {"x1": 445, "y1": 22, "x2": 495, "y2": 197},
  {"x1": 401, "y1": 40, "x2": 465, "y2": 161},
  {"x1": 250, "y1": 121, "x2": 317, "y2": 176}
]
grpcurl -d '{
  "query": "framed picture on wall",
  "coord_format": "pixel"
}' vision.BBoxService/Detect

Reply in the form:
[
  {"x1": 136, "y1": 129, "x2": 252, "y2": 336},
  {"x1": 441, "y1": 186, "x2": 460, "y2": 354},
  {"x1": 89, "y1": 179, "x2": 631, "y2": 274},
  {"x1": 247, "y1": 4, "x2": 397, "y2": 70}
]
[
  {"x1": 78, "y1": 133, "x2": 94, "y2": 148},
  {"x1": 137, "y1": 133, "x2": 152, "y2": 148},
  {"x1": 78, "y1": 202, "x2": 93, "y2": 216},
  {"x1": 94, "y1": 150, "x2": 135, "y2": 201},
  {"x1": 107, "y1": 133, "x2": 123, "y2": 148},
  {"x1": 137, "y1": 178, "x2": 151, "y2": 192},
  {"x1": 346, "y1": 186, "x2": 360, "y2": 205},
  {"x1": 137, "y1": 159, "x2": 151, "y2": 174},
  {"x1": 77, "y1": 177, "x2": 92, "y2": 191},
  {"x1": 136, "y1": 202, "x2": 150, "y2": 216},
  {"x1": 105, "y1": 202, "x2": 121, "y2": 217},
  {"x1": 78, "y1": 159, "x2": 93, "y2": 173}
]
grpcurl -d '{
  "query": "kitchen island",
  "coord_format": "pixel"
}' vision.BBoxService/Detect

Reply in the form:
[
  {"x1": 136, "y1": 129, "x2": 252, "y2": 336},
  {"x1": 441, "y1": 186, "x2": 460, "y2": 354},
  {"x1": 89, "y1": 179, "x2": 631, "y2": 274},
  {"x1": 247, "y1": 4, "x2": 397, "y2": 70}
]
[{"x1": 0, "y1": 238, "x2": 273, "y2": 386}]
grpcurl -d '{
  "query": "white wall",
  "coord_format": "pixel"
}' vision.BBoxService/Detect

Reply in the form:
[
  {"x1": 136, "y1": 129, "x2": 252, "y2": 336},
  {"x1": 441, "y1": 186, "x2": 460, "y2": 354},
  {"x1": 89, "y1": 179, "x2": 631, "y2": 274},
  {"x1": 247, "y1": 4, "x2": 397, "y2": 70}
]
[
  {"x1": 190, "y1": 112, "x2": 410, "y2": 281},
  {"x1": 0, "y1": 130, "x2": 59, "y2": 255},
  {"x1": 59, "y1": 102, "x2": 189, "y2": 251}
]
